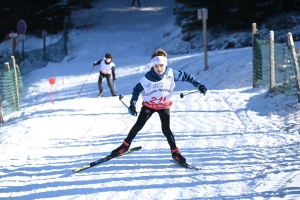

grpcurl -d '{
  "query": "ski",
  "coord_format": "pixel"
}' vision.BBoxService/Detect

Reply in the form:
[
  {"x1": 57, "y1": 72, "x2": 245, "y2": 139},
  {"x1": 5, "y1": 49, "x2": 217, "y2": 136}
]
[
  {"x1": 170, "y1": 160, "x2": 202, "y2": 171},
  {"x1": 72, "y1": 146, "x2": 142, "y2": 173}
]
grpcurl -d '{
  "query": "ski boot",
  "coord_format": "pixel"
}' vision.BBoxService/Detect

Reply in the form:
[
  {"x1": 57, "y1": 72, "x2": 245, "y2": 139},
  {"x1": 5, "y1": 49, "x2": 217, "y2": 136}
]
[
  {"x1": 111, "y1": 140, "x2": 131, "y2": 157},
  {"x1": 171, "y1": 147, "x2": 186, "y2": 163}
]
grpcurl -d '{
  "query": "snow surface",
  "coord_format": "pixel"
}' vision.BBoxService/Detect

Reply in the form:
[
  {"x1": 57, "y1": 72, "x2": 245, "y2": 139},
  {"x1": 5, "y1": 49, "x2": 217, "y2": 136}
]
[{"x1": 1, "y1": 0, "x2": 300, "y2": 199}]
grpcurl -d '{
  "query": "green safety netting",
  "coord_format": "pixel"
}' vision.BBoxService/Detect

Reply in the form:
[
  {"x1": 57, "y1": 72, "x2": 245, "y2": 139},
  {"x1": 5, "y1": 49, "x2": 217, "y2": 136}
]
[
  {"x1": 0, "y1": 66, "x2": 23, "y2": 116},
  {"x1": 253, "y1": 34, "x2": 299, "y2": 96}
]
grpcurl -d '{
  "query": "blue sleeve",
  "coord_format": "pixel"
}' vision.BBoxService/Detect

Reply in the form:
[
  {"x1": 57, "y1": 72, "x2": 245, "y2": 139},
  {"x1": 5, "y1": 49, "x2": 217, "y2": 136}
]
[
  {"x1": 173, "y1": 69, "x2": 201, "y2": 88},
  {"x1": 130, "y1": 82, "x2": 144, "y2": 106},
  {"x1": 95, "y1": 59, "x2": 103, "y2": 65}
]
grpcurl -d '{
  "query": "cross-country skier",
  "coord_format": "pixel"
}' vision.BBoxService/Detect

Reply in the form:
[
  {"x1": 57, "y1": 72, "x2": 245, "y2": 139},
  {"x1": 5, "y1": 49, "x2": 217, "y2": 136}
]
[
  {"x1": 93, "y1": 52, "x2": 117, "y2": 97},
  {"x1": 111, "y1": 49, "x2": 207, "y2": 163}
]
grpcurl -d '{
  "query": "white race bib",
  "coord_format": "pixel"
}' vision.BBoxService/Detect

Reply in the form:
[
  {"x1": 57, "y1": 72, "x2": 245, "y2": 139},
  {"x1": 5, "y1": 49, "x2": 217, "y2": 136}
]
[
  {"x1": 100, "y1": 58, "x2": 115, "y2": 74},
  {"x1": 140, "y1": 68, "x2": 175, "y2": 109}
]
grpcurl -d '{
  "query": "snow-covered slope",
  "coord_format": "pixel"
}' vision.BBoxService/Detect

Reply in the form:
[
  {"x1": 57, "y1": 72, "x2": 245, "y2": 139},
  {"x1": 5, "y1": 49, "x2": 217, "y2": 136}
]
[{"x1": 1, "y1": 0, "x2": 300, "y2": 199}]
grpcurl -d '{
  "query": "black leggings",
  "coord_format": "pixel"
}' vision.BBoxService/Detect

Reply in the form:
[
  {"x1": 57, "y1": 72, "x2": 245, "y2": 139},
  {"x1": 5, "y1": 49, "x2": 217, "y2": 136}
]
[
  {"x1": 98, "y1": 72, "x2": 116, "y2": 95},
  {"x1": 125, "y1": 106, "x2": 177, "y2": 150}
]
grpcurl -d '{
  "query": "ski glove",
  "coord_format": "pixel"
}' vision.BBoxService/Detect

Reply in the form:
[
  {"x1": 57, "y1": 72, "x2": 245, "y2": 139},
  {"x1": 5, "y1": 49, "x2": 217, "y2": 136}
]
[
  {"x1": 197, "y1": 84, "x2": 207, "y2": 95},
  {"x1": 128, "y1": 105, "x2": 137, "y2": 116},
  {"x1": 93, "y1": 62, "x2": 97, "y2": 66}
]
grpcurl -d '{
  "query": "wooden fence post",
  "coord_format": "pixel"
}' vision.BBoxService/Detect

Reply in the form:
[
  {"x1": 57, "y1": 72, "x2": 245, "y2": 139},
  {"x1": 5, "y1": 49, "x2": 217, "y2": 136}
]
[
  {"x1": 269, "y1": 31, "x2": 275, "y2": 91},
  {"x1": 202, "y1": 8, "x2": 208, "y2": 71},
  {"x1": 0, "y1": 95, "x2": 3, "y2": 123},
  {"x1": 4, "y1": 62, "x2": 10, "y2": 72},
  {"x1": 11, "y1": 56, "x2": 20, "y2": 111},
  {"x1": 197, "y1": 8, "x2": 208, "y2": 70},
  {"x1": 252, "y1": 23, "x2": 259, "y2": 88},
  {"x1": 287, "y1": 32, "x2": 300, "y2": 102}
]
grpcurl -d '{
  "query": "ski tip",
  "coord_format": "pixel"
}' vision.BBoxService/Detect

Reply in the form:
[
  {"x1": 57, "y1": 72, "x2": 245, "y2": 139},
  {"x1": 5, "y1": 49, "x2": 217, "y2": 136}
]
[{"x1": 132, "y1": 146, "x2": 142, "y2": 150}]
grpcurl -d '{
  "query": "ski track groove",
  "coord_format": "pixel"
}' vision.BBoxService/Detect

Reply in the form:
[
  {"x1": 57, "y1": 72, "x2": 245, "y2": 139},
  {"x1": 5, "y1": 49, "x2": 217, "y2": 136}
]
[{"x1": 2, "y1": 90, "x2": 300, "y2": 199}]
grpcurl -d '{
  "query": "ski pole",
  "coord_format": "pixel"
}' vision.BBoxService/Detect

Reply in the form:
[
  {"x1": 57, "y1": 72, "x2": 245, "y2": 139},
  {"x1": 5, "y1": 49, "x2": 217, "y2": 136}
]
[
  {"x1": 180, "y1": 90, "x2": 199, "y2": 98},
  {"x1": 119, "y1": 95, "x2": 137, "y2": 116},
  {"x1": 119, "y1": 95, "x2": 129, "y2": 108},
  {"x1": 77, "y1": 65, "x2": 95, "y2": 98}
]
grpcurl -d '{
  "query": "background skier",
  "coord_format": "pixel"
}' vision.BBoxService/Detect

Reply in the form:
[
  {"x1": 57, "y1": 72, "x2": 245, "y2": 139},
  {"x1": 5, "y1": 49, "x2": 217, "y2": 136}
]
[{"x1": 93, "y1": 52, "x2": 117, "y2": 97}]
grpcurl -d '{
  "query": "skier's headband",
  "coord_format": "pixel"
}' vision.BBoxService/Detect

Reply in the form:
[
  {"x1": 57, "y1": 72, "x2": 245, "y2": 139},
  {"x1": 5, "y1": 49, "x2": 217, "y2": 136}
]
[{"x1": 151, "y1": 56, "x2": 168, "y2": 66}]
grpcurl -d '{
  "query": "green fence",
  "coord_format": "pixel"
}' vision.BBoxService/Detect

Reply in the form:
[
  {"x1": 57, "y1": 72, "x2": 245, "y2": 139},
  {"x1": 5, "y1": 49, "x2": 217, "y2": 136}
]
[
  {"x1": 0, "y1": 61, "x2": 23, "y2": 122},
  {"x1": 252, "y1": 28, "x2": 300, "y2": 101}
]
